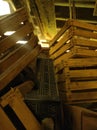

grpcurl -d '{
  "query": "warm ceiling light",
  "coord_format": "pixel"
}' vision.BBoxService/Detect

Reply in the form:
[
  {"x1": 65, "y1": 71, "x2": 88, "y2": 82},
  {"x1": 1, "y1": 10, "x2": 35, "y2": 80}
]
[
  {"x1": 66, "y1": 49, "x2": 70, "y2": 53},
  {"x1": 21, "y1": 22, "x2": 24, "y2": 25},
  {"x1": 66, "y1": 40, "x2": 70, "y2": 44},
  {"x1": 90, "y1": 38, "x2": 97, "y2": 41},
  {"x1": 16, "y1": 40, "x2": 28, "y2": 44},
  {"x1": 40, "y1": 39, "x2": 47, "y2": 42},
  {"x1": 0, "y1": 0, "x2": 11, "y2": 16},
  {"x1": 41, "y1": 43, "x2": 50, "y2": 48},
  {"x1": 4, "y1": 31, "x2": 16, "y2": 36},
  {"x1": 38, "y1": 40, "x2": 49, "y2": 48}
]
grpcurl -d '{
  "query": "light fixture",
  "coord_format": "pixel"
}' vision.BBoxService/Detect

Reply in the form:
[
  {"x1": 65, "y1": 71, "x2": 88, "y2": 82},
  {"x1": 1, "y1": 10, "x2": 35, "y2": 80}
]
[
  {"x1": 41, "y1": 43, "x2": 50, "y2": 48},
  {"x1": 90, "y1": 38, "x2": 97, "y2": 42},
  {"x1": 4, "y1": 31, "x2": 16, "y2": 36},
  {"x1": 38, "y1": 40, "x2": 49, "y2": 48},
  {"x1": 66, "y1": 49, "x2": 70, "y2": 53},
  {"x1": 21, "y1": 22, "x2": 24, "y2": 25},
  {"x1": 16, "y1": 40, "x2": 28, "y2": 44},
  {"x1": 66, "y1": 40, "x2": 70, "y2": 44}
]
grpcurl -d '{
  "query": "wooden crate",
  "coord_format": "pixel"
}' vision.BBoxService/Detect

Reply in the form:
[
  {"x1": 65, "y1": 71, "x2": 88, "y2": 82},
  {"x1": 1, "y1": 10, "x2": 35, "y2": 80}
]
[
  {"x1": 49, "y1": 19, "x2": 97, "y2": 66},
  {"x1": 56, "y1": 58, "x2": 97, "y2": 103},
  {"x1": 0, "y1": 88, "x2": 41, "y2": 130},
  {"x1": 50, "y1": 19, "x2": 97, "y2": 47},
  {"x1": 0, "y1": 7, "x2": 41, "y2": 91},
  {"x1": 50, "y1": 19, "x2": 97, "y2": 105}
]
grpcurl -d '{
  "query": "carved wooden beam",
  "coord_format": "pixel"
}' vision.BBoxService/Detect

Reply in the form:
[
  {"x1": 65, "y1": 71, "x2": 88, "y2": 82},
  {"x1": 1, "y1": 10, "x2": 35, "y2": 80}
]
[{"x1": 35, "y1": 0, "x2": 57, "y2": 40}]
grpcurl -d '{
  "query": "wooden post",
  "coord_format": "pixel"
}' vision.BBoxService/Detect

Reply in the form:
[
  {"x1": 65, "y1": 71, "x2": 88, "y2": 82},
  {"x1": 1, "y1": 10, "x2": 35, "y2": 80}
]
[{"x1": 63, "y1": 66, "x2": 72, "y2": 102}]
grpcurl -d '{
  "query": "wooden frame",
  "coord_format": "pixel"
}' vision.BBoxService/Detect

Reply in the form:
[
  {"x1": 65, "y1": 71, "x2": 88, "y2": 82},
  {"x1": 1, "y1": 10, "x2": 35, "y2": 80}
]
[
  {"x1": 0, "y1": 7, "x2": 28, "y2": 35},
  {"x1": 0, "y1": 8, "x2": 41, "y2": 91},
  {"x1": 0, "y1": 22, "x2": 33, "y2": 53},
  {"x1": 50, "y1": 19, "x2": 97, "y2": 66},
  {"x1": 50, "y1": 19, "x2": 97, "y2": 47},
  {"x1": 57, "y1": 60, "x2": 97, "y2": 103},
  {"x1": 0, "y1": 88, "x2": 41, "y2": 130},
  {"x1": 0, "y1": 45, "x2": 41, "y2": 90}
]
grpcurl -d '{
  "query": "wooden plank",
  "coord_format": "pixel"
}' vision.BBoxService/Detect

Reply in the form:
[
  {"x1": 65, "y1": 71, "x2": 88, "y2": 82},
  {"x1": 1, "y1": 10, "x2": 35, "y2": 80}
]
[
  {"x1": 0, "y1": 45, "x2": 41, "y2": 91},
  {"x1": 58, "y1": 80, "x2": 97, "y2": 91},
  {"x1": 74, "y1": 28, "x2": 97, "y2": 39},
  {"x1": 69, "y1": 69, "x2": 97, "y2": 78},
  {"x1": 73, "y1": 37, "x2": 97, "y2": 49},
  {"x1": 0, "y1": 36, "x2": 36, "y2": 74},
  {"x1": 0, "y1": 107, "x2": 16, "y2": 130},
  {"x1": 50, "y1": 30, "x2": 72, "y2": 55},
  {"x1": 68, "y1": 91, "x2": 97, "y2": 101},
  {"x1": 50, "y1": 41, "x2": 73, "y2": 60},
  {"x1": 0, "y1": 46, "x2": 30, "y2": 73},
  {"x1": 53, "y1": 47, "x2": 87, "y2": 66},
  {"x1": 10, "y1": 96, "x2": 41, "y2": 130},
  {"x1": 50, "y1": 19, "x2": 71, "y2": 46},
  {"x1": 71, "y1": 81, "x2": 97, "y2": 91},
  {"x1": 0, "y1": 8, "x2": 28, "y2": 35},
  {"x1": 57, "y1": 68, "x2": 97, "y2": 82},
  {"x1": 64, "y1": 58, "x2": 97, "y2": 67},
  {"x1": 74, "y1": 46, "x2": 97, "y2": 57},
  {"x1": 56, "y1": 46, "x2": 97, "y2": 59},
  {"x1": 55, "y1": 57, "x2": 97, "y2": 73},
  {"x1": 60, "y1": 91, "x2": 97, "y2": 104},
  {"x1": 53, "y1": 50, "x2": 74, "y2": 66},
  {"x1": 50, "y1": 19, "x2": 97, "y2": 46},
  {"x1": 53, "y1": 45, "x2": 97, "y2": 66},
  {"x1": 72, "y1": 19, "x2": 97, "y2": 31},
  {"x1": 0, "y1": 88, "x2": 41, "y2": 130},
  {"x1": 50, "y1": 36, "x2": 97, "y2": 60},
  {"x1": 1, "y1": 88, "x2": 23, "y2": 107},
  {"x1": 0, "y1": 22, "x2": 33, "y2": 53},
  {"x1": 67, "y1": 99, "x2": 97, "y2": 104}
]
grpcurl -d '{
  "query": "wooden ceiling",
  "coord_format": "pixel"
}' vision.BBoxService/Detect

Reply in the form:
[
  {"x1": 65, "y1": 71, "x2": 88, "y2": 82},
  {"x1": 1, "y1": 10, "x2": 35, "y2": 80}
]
[{"x1": 7, "y1": 0, "x2": 97, "y2": 41}]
